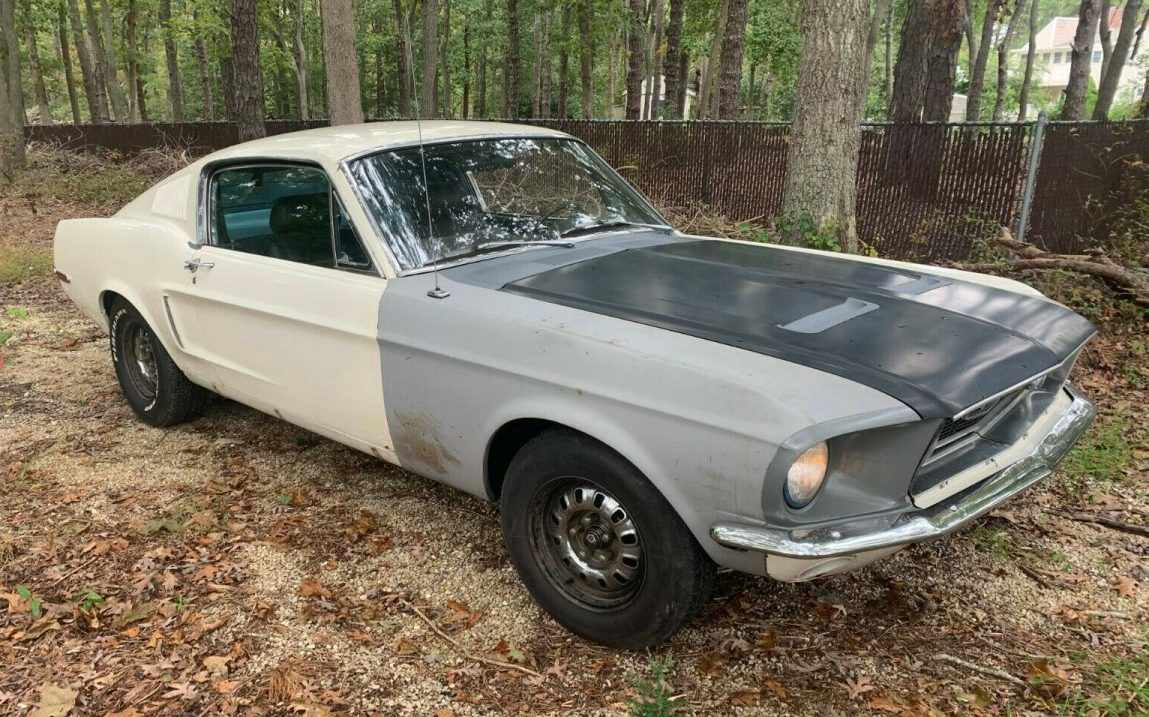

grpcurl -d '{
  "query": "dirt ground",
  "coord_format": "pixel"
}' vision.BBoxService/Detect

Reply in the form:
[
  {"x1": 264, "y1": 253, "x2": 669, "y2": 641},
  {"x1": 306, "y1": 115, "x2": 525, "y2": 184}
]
[{"x1": 1, "y1": 148, "x2": 1147, "y2": 716}]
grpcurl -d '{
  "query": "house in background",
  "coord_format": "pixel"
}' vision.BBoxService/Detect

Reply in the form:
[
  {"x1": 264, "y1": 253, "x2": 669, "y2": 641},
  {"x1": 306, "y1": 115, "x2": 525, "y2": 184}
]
[{"x1": 1013, "y1": 9, "x2": 1145, "y2": 104}]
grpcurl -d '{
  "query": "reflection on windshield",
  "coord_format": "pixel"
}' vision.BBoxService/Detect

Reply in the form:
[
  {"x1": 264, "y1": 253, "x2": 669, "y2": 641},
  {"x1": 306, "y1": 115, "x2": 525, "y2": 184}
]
[{"x1": 347, "y1": 138, "x2": 666, "y2": 270}]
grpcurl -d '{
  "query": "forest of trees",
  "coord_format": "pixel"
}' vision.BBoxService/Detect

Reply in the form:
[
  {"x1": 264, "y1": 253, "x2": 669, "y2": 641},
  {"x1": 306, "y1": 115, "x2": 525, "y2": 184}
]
[
  {"x1": 3, "y1": 0, "x2": 1149, "y2": 246},
  {"x1": 2, "y1": 0, "x2": 1147, "y2": 132}
]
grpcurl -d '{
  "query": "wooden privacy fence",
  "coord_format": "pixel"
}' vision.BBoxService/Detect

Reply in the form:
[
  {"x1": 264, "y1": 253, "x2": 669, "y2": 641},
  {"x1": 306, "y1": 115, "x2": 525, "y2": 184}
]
[{"x1": 26, "y1": 117, "x2": 1149, "y2": 262}]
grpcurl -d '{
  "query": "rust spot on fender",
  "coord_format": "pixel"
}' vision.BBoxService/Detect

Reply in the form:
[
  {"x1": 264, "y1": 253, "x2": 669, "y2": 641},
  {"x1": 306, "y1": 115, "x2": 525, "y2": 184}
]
[{"x1": 392, "y1": 412, "x2": 461, "y2": 476}]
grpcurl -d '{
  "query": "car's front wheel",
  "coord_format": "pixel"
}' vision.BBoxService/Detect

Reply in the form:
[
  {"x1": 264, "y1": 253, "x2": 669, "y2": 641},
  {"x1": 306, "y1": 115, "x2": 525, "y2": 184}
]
[
  {"x1": 109, "y1": 298, "x2": 207, "y2": 427},
  {"x1": 501, "y1": 428, "x2": 716, "y2": 648}
]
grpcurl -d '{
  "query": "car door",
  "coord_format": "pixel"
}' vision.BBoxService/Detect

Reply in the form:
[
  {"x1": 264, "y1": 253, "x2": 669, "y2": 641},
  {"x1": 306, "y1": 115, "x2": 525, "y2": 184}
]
[{"x1": 170, "y1": 161, "x2": 393, "y2": 456}]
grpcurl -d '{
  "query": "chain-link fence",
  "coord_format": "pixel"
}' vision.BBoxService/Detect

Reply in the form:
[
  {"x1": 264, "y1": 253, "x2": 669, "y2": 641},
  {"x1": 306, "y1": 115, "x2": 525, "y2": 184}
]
[{"x1": 26, "y1": 116, "x2": 1149, "y2": 262}]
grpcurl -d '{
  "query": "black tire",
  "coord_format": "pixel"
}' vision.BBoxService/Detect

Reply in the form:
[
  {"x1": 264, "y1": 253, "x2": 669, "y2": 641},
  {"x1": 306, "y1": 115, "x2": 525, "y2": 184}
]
[
  {"x1": 109, "y1": 298, "x2": 207, "y2": 427},
  {"x1": 500, "y1": 428, "x2": 716, "y2": 649}
]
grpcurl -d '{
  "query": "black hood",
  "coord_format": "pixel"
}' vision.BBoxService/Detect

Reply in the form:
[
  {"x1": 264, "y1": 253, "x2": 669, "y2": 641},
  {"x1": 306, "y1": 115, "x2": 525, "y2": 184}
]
[{"x1": 499, "y1": 238, "x2": 1095, "y2": 419}]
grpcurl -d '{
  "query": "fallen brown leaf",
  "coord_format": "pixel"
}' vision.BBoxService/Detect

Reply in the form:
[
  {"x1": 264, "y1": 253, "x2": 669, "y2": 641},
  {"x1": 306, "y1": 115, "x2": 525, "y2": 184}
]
[{"x1": 30, "y1": 684, "x2": 77, "y2": 717}]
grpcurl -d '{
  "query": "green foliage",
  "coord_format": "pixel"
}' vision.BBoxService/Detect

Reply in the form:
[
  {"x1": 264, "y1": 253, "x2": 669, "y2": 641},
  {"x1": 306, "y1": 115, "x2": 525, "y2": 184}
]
[
  {"x1": 76, "y1": 590, "x2": 104, "y2": 611},
  {"x1": 1058, "y1": 647, "x2": 1149, "y2": 717},
  {"x1": 15, "y1": 584, "x2": 43, "y2": 618},
  {"x1": 626, "y1": 654, "x2": 684, "y2": 717},
  {"x1": 0, "y1": 244, "x2": 52, "y2": 286},
  {"x1": 1059, "y1": 412, "x2": 1137, "y2": 489},
  {"x1": 775, "y1": 211, "x2": 840, "y2": 252},
  {"x1": 4, "y1": 307, "x2": 29, "y2": 320},
  {"x1": 972, "y1": 524, "x2": 1012, "y2": 560}
]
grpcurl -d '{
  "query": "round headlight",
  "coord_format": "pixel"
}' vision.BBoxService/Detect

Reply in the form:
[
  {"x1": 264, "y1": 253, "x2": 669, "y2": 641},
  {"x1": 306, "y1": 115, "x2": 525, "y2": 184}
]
[{"x1": 784, "y1": 441, "x2": 829, "y2": 508}]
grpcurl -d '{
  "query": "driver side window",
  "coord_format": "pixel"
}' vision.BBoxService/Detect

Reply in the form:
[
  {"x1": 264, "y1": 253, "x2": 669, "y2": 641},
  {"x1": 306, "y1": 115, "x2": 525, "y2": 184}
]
[{"x1": 209, "y1": 164, "x2": 373, "y2": 273}]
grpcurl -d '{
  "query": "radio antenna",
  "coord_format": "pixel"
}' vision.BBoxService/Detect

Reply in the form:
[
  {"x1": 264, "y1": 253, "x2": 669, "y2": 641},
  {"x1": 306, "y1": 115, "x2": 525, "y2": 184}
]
[{"x1": 405, "y1": 13, "x2": 448, "y2": 299}]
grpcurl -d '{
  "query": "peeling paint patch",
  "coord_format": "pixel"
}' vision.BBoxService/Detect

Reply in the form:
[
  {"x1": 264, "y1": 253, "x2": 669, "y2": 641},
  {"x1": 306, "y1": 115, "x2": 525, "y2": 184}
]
[{"x1": 391, "y1": 412, "x2": 460, "y2": 476}]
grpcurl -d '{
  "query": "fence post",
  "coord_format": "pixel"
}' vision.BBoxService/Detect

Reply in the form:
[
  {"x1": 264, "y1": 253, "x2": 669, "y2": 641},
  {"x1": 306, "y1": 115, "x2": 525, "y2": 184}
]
[{"x1": 1015, "y1": 110, "x2": 1047, "y2": 245}]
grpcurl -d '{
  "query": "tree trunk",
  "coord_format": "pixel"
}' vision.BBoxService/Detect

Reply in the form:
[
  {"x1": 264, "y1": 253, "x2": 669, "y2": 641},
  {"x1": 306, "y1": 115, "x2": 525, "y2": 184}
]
[
  {"x1": 83, "y1": 0, "x2": 116, "y2": 120},
  {"x1": 884, "y1": 0, "x2": 893, "y2": 110},
  {"x1": 57, "y1": 6, "x2": 82, "y2": 123},
  {"x1": 293, "y1": 0, "x2": 310, "y2": 119},
  {"x1": 782, "y1": 0, "x2": 869, "y2": 252},
  {"x1": 159, "y1": 0, "x2": 184, "y2": 121},
  {"x1": 0, "y1": 0, "x2": 24, "y2": 174},
  {"x1": 717, "y1": 0, "x2": 748, "y2": 118},
  {"x1": 419, "y1": 0, "x2": 438, "y2": 117},
  {"x1": 1141, "y1": 64, "x2": 1149, "y2": 116},
  {"x1": 697, "y1": 0, "x2": 729, "y2": 118},
  {"x1": 461, "y1": 19, "x2": 469, "y2": 118},
  {"x1": 476, "y1": 42, "x2": 486, "y2": 116},
  {"x1": 1098, "y1": 0, "x2": 1112, "y2": 81},
  {"x1": 1061, "y1": 0, "x2": 1101, "y2": 119},
  {"x1": 1131, "y1": 4, "x2": 1149, "y2": 58},
  {"x1": 646, "y1": 0, "x2": 663, "y2": 119},
  {"x1": 579, "y1": 0, "x2": 592, "y2": 117},
  {"x1": 891, "y1": 0, "x2": 928, "y2": 121},
  {"x1": 557, "y1": 4, "x2": 570, "y2": 117},
  {"x1": 964, "y1": 0, "x2": 978, "y2": 81},
  {"x1": 322, "y1": 0, "x2": 364, "y2": 124},
  {"x1": 97, "y1": 0, "x2": 128, "y2": 120},
  {"x1": 923, "y1": 0, "x2": 964, "y2": 122},
  {"x1": 506, "y1": 0, "x2": 520, "y2": 116},
  {"x1": 676, "y1": 49, "x2": 688, "y2": 115},
  {"x1": 440, "y1": 0, "x2": 453, "y2": 116},
  {"x1": 124, "y1": 0, "x2": 141, "y2": 120},
  {"x1": 624, "y1": 0, "x2": 644, "y2": 119},
  {"x1": 1018, "y1": 0, "x2": 1038, "y2": 119},
  {"x1": 67, "y1": 0, "x2": 107, "y2": 122},
  {"x1": 136, "y1": 14, "x2": 150, "y2": 120},
  {"x1": 661, "y1": 0, "x2": 684, "y2": 118},
  {"x1": 24, "y1": 23, "x2": 53, "y2": 122},
  {"x1": 993, "y1": 0, "x2": 1027, "y2": 120},
  {"x1": 966, "y1": 0, "x2": 1000, "y2": 121},
  {"x1": 541, "y1": 11, "x2": 553, "y2": 118},
  {"x1": 861, "y1": 0, "x2": 893, "y2": 106},
  {"x1": 1094, "y1": 0, "x2": 1143, "y2": 118},
  {"x1": 393, "y1": 0, "x2": 412, "y2": 117},
  {"x1": 193, "y1": 9, "x2": 214, "y2": 119},
  {"x1": 231, "y1": 0, "x2": 265, "y2": 140}
]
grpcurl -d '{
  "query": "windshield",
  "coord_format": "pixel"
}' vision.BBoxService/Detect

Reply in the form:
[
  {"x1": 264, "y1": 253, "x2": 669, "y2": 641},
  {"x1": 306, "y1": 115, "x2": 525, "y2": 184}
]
[{"x1": 347, "y1": 137, "x2": 667, "y2": 270}]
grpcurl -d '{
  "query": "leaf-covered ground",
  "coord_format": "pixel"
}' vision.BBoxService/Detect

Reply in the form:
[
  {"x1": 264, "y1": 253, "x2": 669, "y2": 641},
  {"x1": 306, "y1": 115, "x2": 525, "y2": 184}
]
[{"x1": 1, "y1": 147, "x2": 1147, "y2": 716}]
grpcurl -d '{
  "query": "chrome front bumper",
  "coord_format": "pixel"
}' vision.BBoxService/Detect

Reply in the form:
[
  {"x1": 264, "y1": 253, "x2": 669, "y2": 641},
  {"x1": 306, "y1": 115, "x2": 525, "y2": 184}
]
[{"x1": 710, "y1": 386, "x2": 1094, "y2": 560}]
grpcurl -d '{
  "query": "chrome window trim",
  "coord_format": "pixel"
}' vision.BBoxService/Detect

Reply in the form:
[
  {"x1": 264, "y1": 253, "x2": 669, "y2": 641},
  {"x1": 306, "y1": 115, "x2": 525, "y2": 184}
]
[
  {"x1": 337, "y1": 135, "x2": 672, "y2": 277},
  {"x1": 197, "y1": 158, "x2": 382, "y2": 278}
]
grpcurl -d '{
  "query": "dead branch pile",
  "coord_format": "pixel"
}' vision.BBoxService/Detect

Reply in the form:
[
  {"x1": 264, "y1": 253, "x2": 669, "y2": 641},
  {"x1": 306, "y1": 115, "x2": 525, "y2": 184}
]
[{"x1": 955, "y1": 228, "x2": 1149, "y2": 307}]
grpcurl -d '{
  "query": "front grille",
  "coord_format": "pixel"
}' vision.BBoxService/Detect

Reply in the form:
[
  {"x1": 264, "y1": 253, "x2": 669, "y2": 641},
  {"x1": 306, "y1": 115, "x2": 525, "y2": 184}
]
[
  {"x1": 910, "y1": 347, "x2": 1085, "y2": 499},
  {"x1": 921, "y1": 387, "x2": 1027, "y2": 467}
]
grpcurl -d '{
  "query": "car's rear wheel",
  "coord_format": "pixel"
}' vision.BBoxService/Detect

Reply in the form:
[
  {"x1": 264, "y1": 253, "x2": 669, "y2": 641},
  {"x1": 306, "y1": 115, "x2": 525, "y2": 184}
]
[
  {"x1": 501, "y1": 428, "x2": 716, "y2": 648},
  {"x1": 109, "y1": 298, "x2": 206, "y2": 427}
]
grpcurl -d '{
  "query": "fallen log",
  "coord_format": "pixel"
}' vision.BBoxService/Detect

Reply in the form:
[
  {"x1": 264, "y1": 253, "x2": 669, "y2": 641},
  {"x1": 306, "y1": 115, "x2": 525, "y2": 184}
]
[{"x1": 953, "y1": 230, "x2": 1149, "y2": 307}]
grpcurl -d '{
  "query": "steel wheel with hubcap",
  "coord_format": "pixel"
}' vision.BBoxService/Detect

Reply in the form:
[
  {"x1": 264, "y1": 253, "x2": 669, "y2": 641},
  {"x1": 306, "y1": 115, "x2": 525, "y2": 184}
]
[
  {"x1": 531, "y1": 480, "x2": 644, "y2": 610},
  {"x1": 109, "y1": 298, "x2": 207, "y2": 427},
  {"x1": 502, "y1": 428, "x2": 716, "y2": 649}
]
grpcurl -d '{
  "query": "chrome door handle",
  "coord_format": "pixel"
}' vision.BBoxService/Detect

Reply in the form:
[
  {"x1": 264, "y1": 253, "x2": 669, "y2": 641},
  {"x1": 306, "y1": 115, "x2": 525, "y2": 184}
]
[{"x1": 184, "y1": 258, "x2": 215, "y2": 273}]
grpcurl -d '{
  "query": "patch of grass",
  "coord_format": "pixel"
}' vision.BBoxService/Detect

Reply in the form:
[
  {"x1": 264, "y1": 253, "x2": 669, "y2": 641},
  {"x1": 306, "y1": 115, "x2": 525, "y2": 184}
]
[
  {"x1": 1059, "y1": 412, "x2": 1137, "y2": 489},
  {"x1": 1058, "y1": 651, "x2": 1149, "y2": 716},
  {"x1": 627, "y1": 655, "x2": 685, "y2": 717},
  {"x1": 972, "y1": 524, "x2": 1012, "y2": 560},
  {"x1": 0, "y1": 243, "x2": 52, "y2": 285}
]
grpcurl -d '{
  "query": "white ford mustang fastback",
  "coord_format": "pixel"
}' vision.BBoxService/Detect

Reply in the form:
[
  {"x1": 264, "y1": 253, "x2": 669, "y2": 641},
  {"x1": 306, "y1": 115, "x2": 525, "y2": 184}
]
[{"x1": 54, "y1": 122, "x2": 1096, "y2": 647}]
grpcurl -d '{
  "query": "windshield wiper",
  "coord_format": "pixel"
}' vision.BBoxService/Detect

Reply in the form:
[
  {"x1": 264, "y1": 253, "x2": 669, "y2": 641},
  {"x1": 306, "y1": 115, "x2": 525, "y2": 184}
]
[
  {"x1": 560, "y1": 220, "x2": 663, "y2": 238},
  {"x1": 425, "y1": 240, "x2": 575, "y2": 267}
]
